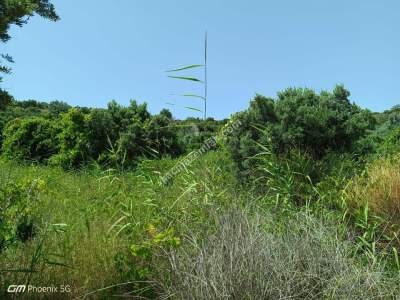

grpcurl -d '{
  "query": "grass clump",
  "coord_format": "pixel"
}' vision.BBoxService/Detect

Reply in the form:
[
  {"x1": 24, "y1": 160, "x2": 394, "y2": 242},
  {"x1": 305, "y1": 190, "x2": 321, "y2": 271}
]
[
  {"x1": 158, "y1": 208, "x2": 399, "y2": 299},
  {"x1": 347, "y1": 154, "x2": 400, "y2": 223}
]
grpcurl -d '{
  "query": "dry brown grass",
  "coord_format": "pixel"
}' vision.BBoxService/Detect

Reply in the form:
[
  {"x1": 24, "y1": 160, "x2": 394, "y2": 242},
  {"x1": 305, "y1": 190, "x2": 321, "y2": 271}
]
[{"x1": 346, "y1": 155, "x2": 400, "y2": 225}]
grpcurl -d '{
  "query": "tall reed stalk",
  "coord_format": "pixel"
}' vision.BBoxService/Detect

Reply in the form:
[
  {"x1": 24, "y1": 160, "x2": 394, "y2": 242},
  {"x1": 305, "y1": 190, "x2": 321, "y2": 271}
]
[{"x1": 166, "y1": 32, "x2": 208, "y2": 119}]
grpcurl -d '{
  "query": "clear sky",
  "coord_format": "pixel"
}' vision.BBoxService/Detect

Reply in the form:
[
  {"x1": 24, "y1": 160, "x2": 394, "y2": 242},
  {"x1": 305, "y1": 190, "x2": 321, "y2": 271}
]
[{"x1": 2, "y1": 0, "x2": 399, "y2": 119}]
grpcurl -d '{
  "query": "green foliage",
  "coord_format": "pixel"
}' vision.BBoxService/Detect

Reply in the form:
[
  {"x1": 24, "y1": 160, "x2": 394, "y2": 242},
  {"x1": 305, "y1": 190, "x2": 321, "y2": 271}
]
[
  {"x1": 0, "y1": 85, "x2": 399, "y2": 298},
  {"x1": 379, "y1": 127, "x2": 400, "y2": 156},
  {"x1": 0, "y1": 99, "x2": 224, "y2": 163},
  {"x1": 360, "y1": 105, "x2": 400, "y2": 156},
  {"x1": 226, "y1": 85, "x2": 376, "y2": 178},
  {"x1": 0, "y1": 0, "x2": 59, "y2": 43},
  {"x1": 254, "y1": 148, "x2": 316, "y2": 206},
  {"x1": 176, "y1": 117, "x2": 226, "y2": 152},
  {"x1": 1, "y1": 148, "x2": 400, "y2": 298},
  {"x1": 145, "y1": 113, "x2": 183, "y2": 157},
  {"x1": 47, "y1": 100, "x2": 70, "y2": 116},
  {"x1": 129, "y1": 226, "x2": 180, "y2": 279},
  {"x1": 2, "y1": 117, "x2": 59, "y2": 162},
  {"x1": 99, "y1": 101, "x2": 183, "y2": 167},
  {"x1": 48, "y1": 108, "x2": 90, "y2": 168},
  {"x1": 375, "y1": 105, "x2": 400, "y2": 134},
  {"x1": 0, "y1": 88, "x2": 12, "y2": 110},
  {"x1": 0, "y1": 177, "x2": 44, "y2": 250},
  {"x1": 14, "y1": 101, "x2": 181, "y2": 169},
  {"x1": 112, "y1": 226, "x2": 181, "y2": 298},
  {"x1": 0, "y1": 0, "x2": 59, "y2": 109},
  {"x1": 0, "y1": 99, "x2": 67, "y2": 146}
]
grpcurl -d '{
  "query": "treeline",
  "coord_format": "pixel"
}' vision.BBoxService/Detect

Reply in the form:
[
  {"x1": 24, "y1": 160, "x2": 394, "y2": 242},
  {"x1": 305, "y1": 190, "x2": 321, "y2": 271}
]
[
  {"x1": 0, "y1": 85, "x2": 398, "y2": 170},
  {"x1": 0, "y1": 99, "x2": 225, "y2": 168},
  {"x1": 0, "y1": 100, "x2": 70, "y2": 139}
]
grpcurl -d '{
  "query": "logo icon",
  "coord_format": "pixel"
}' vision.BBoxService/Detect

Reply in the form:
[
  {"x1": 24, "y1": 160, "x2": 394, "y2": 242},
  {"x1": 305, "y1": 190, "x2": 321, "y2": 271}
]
[{"x1": 7, "y1": 285, "x2": 26, "y2": 293}]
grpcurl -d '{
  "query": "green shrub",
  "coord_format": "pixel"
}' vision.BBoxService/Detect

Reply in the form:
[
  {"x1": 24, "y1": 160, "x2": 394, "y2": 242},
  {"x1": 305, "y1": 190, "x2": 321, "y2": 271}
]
[
  {"x1": 144, "y1": 114, "x2": 183, "y2": 158},
  {"x1": 226, "y1": 85, "x2": 376, "y2": 179},
  {"x1": 254, "y1": 148, "x2": 317, "y2": 206},
  {"x1": 176, "y1": 117, "x2": 226, "y2": 153},
  {"x1": 48, "y1": 108, "x2": 90, "y2": 168},
  {"x1": 2, "y1": 117, "x2": 59, "y2": 162},
  {"x1": 50, "y1": 103, "x2": 183, "y2": 169},
  {"x1": 0, "y1": 178, "x2": 44, "y2": 250},
  {"x1": 379, "y1": 127, "x2": 400, "y2": 156},
  {"x1": 86, "y1": 108, "x2": 118, "y2": 160},
  {"x1": 0, "y1": 100, "x2": 184, "y2": 168},
  {"x1": 0, "y1": 89, "x2": 12, "y2": 110}
]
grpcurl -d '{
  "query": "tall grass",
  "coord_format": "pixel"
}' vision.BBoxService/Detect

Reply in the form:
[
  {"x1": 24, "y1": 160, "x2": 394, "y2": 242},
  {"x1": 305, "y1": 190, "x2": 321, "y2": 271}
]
[
  {"x1": 347, "y1": 154, "x2": 400, "y2": 224},
  {"x1": 0, "y1": 161, "x2": 136, "y2": 298},
  {"x1": 1, "y1": 149, "x2": 400, "y2": 299},
  {"x1": 157, "y1": 209, "x2": 399, "y2": 299},
  {"x1": 0, "y1": 151, "x2": 238, "y2": 298}
]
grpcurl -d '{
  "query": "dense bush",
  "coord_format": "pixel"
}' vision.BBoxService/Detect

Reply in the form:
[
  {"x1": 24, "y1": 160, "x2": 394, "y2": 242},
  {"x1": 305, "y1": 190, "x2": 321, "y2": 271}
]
[
  {"x1": 145, "y1": 113, "x2": 184, "y2": 157},
  {"x1": 0, "y1": 178, "x2": 44, "y2": 250},
  {"x1": 375, "y1": 105, "x2": 400, "y2": 135},
  {"x1": 48, "y1": 108, "x2": 90, "y2": 168},
  {"x1": 0, "y1": 89, "x2": 12, "y2": 110},
  {"x1": 0, "y1": 100, "x2": 184, "y2": 168},
  {"x1": 379, "y1": 127, "x2": 400, "y2": 156},
  {"x1": 354, "y1": 106, "x2": 400, "y2": 156},
  {"x1": 176, "y1": 117, "x2": 226, "y2": 152},
  {"x1": 2, "y1": 117, "x2": 60, "y2": 162},
  {"x1": 96, "y1": 101, "x2": 184, "y2": 166},
  {"x1": 226, "y1": 85, "x2": 376, "y2": 177}
]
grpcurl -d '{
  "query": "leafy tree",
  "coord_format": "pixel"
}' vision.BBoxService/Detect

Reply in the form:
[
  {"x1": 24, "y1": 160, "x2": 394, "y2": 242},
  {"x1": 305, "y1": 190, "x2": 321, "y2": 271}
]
[
  {"x1": 0, "y1": 0, "x2": 59, "y2": 43},
  {"x1": 360, "y1": 105, "x2": 400, "y2": 155},
  {"x1": 0, "y1": 0, "x2": 59, "y2": 109},
  {"x1": 48, "y1": 100, "x2": 70, "y2": 115},
  {"x1": 0, "y1": 88, "x2": 12, "y2": 110},
  {"x1": 116, "y1": 120, "x2": 146, "y2": 161},
  {"x1": 159, "y1": 108, "x2": 173, "y2": 120},
  {"x1": 376, "y1": 105, "x2": 400, "y2": 135}
]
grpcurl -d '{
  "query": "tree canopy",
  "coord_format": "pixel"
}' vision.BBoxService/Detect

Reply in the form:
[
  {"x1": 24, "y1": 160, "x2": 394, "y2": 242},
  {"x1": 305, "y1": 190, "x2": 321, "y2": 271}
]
[{"x1": 0, "y1": 0, "x2": 59, "y2": 109}]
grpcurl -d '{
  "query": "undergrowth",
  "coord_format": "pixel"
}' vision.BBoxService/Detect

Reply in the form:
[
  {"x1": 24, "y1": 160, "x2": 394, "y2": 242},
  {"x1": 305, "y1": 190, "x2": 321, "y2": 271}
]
[{"x1": 1, "y1": 148, "x2": 400, "y2": 299}]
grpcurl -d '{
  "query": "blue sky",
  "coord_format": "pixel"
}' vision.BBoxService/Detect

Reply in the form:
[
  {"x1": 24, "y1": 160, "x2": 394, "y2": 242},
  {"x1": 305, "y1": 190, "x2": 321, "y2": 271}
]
[{"x1": 2, "y1": 0, "x2": 399, "y2": 119}]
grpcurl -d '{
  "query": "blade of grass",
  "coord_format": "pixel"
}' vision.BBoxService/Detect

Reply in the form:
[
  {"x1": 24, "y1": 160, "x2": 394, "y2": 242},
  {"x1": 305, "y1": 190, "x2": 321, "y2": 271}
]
[
  {"x1": 167, "y1": 76, "x2": 203, "y2": 83},
  {"x1": 184, "y1": 106, "x2": 202, "y2": 113},
  {"x1": 165, "y1": 64, "x2": 203, "y2": 72}
]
